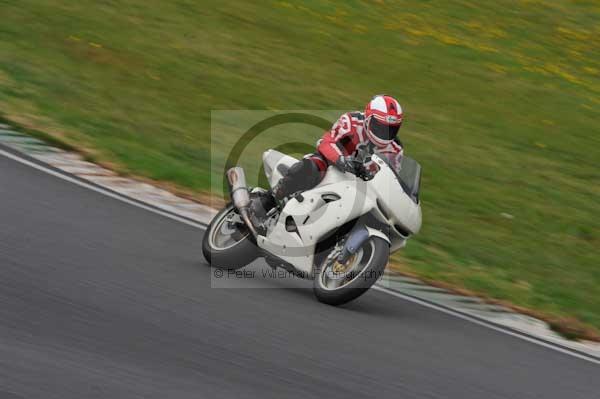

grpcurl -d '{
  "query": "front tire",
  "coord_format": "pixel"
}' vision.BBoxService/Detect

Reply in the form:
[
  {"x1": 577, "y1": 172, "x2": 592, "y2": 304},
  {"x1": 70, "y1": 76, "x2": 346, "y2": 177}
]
[
  {"x1": 313, "y1": 237, "x2": 389, "y2": 306},
  {"x1": 202, "y1": 204, "x2": 259, "y2": 270}
]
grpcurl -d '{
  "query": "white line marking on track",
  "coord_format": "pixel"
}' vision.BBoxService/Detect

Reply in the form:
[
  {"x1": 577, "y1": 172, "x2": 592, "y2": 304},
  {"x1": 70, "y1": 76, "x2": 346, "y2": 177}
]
[
  {"x1": 0, "y1": 149, "x2": 207, "y2": 230},
  {"x1": 2, "y1": 147, "x2": 599, "y2": 366},
  {"x1": 373, "y1": 285, "x2": 600, "y2": 365}
]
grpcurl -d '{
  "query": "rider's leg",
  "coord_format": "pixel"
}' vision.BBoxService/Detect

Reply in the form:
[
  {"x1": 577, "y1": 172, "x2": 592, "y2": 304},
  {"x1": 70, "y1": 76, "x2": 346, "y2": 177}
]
[{"x1": 273, "y1": 153, "x2": 327, "y2": 201}]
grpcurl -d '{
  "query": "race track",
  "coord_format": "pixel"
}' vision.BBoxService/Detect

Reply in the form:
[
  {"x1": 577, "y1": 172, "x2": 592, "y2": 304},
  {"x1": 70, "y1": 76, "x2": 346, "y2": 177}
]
[{"x1": 0, "y1": 151, "x2": 597, "y2": 398}]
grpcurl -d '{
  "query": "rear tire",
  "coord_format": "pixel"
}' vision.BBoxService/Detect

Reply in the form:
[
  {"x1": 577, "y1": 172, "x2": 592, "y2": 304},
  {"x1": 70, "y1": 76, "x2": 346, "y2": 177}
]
[
  {"x1": 202, "y1": 204, "x2": 259, "y2": 270},
  {"x1": 313, "y1": 237, "x2": 389, "y2": 306}
]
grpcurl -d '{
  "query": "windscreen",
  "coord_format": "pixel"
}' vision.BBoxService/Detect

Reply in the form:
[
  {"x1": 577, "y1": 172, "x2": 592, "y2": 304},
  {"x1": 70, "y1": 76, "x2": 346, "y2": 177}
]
[{"x1": 376, "y1": 152, "x2": 422, "y2": 203}]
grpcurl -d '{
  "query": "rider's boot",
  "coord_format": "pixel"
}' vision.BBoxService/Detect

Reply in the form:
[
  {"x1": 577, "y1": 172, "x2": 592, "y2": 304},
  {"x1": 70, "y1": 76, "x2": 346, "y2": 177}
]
[{"x1": 247, "y1": 190, "x2": 277, "y2": 235}]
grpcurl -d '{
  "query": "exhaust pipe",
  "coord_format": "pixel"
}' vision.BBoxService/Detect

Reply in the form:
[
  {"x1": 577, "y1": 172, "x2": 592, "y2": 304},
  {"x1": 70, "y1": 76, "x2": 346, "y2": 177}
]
[{"x1": 226, "y1": 167, "x2": 258, "y2": 238}]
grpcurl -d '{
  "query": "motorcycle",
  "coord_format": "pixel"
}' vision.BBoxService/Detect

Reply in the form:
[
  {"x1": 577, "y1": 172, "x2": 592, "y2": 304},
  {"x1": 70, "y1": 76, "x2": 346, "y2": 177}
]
[{"x1": 203, "y1": 144, "x2": 422, "y2": 305}]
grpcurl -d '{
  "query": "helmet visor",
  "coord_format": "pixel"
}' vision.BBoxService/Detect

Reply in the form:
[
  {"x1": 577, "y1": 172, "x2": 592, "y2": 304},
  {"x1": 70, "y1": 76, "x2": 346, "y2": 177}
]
[{"x1": 369, "y1": 118, "x2": 400, "y2": 141}]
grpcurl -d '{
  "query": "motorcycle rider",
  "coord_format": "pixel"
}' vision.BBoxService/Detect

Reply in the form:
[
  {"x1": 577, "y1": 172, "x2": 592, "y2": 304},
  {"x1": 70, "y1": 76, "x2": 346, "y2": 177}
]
[{"x1": 273, "y1": 94, "x2": 405, "y2": 201}]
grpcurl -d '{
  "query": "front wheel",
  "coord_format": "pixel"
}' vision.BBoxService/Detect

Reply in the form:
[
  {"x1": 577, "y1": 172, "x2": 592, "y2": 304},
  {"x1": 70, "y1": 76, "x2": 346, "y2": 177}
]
[
  {"x1": 313, "y1": 237, "x2": 389, "y2": 306},
  {"x1": 202, "y1": 204, "x2": 259, "y2": 270}
]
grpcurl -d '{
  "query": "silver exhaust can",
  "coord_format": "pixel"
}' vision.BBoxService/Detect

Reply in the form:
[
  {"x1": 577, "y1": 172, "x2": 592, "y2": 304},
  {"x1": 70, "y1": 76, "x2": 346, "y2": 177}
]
[
  {"x1": 227, "y1": 167, "x2": 250, "y2": 209},
  {"x1": 226, "y1": 167, "x2": 258, "y2": 237}
]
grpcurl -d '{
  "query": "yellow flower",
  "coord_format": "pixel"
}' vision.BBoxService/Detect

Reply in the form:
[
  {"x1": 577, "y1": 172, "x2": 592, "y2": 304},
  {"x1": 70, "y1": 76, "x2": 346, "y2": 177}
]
[
  {"x1": 276, "y1": 1, "x2": 293, "y2": 9},
  {"x1": 353, "y1": 24, "x2": 368, "y2": 34},
  {"x1": 486, "y1": 64, "x2": 507, "y2": 74}
]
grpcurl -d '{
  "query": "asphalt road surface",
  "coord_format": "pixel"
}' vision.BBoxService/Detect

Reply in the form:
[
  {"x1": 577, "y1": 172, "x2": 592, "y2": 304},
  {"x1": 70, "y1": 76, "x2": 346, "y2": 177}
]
[{"x1": 0, "y1": 151, "x2": 598, "y2": 399}]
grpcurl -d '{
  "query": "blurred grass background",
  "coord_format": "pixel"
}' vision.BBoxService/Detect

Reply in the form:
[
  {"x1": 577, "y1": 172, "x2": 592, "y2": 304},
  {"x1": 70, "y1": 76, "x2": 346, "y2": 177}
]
[{"x1": 1, "y1": 1, "x2": 599, "y2": 336}]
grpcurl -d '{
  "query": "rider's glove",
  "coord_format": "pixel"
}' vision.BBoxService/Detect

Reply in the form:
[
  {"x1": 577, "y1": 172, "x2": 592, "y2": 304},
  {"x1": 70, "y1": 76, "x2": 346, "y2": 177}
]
[{"x1": 335, "y1": 155, "x2": 356, "y2": 173}]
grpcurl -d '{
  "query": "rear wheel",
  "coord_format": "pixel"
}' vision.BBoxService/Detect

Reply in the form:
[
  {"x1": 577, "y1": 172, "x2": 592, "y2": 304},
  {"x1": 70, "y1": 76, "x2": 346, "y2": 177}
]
[
  {"x1": 202, "y1": 204, "x2": 258, "y2": 270},
  {"x1": 313, "y1": 237, "x2": 389, "y2": 306}
]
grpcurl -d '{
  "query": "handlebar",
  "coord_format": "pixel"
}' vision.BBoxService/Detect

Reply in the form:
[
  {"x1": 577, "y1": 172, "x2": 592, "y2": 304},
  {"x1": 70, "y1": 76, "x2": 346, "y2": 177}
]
[
  {"x1": 349, "y1": 158, "x2": 375, "y2": 181},
  {"x1": 350, "y1": 143, "x2": 377, "y2": 181}
]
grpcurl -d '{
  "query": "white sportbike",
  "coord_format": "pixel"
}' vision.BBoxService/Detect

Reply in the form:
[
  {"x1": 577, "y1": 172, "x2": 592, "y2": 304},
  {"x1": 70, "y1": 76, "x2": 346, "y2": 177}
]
[{"x1": 203, "y1": 144, "x2": 422, "y2": 305}]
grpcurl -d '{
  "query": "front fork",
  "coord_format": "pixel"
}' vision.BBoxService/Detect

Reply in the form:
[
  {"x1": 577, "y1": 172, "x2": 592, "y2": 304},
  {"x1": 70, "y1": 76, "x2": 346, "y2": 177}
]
[
  {"x1": 337, "y1": 226, "x2": 370, "y2": 264},
  {"x1": 337, "y1": 224, "x2": 391, "y2": 264}
]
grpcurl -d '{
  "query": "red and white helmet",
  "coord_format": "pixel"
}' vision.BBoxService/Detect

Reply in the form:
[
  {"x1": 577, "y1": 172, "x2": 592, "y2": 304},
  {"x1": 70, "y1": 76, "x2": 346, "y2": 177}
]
[{"x1": 364, "y1": 94, "x2": 403, "y2": 147}]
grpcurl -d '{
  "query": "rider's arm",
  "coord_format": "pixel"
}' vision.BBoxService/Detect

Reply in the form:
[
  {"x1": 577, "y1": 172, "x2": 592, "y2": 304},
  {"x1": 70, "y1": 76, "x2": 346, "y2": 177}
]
[
  {"x1": 317, "y1": 113, "x2": 353, "y2": 164},
  {"x1": 379, "y1": 139, "x2": 404, "y2": 169}
]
